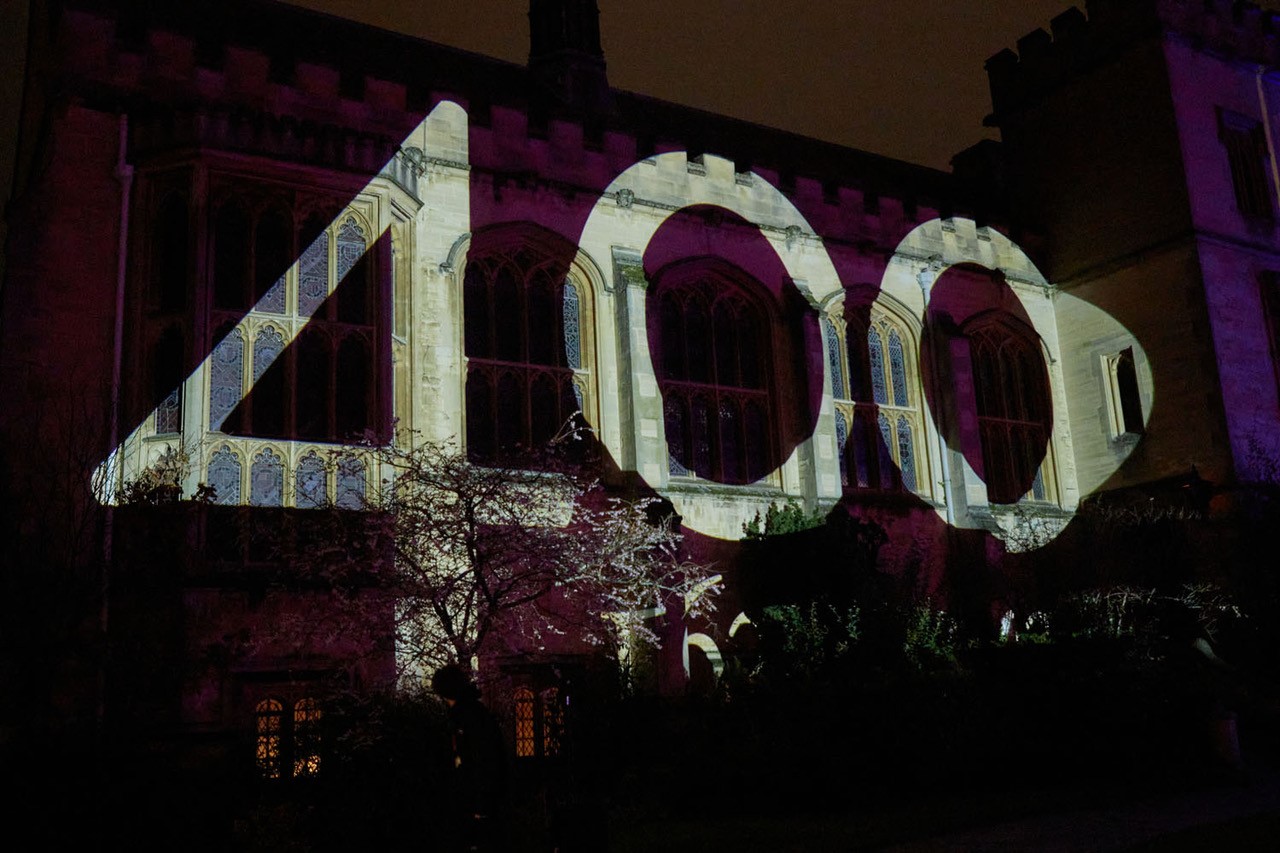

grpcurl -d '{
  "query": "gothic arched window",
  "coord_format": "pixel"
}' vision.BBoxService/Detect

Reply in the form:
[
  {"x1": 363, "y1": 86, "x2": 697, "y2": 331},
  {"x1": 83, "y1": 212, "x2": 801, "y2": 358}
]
[
  {"x1": 464, "y1": 242, "x2": 585, "y2": 465},
  {"x1": 209, "y1": 324, "x2": 244, "y2": 432},
  {"x1": 656, "y1": 265, "x2": 775, "y2": 485},
  {"x1": 298, "y1": 221, "x2": 330, "y2": 318},
  {"x1": 249, "y1": 448, "x2": 284, "y2": 507},
  {"x1": 252, "y1": 326, "x2": 286, "y2": 435},
  {"x1": 968, "y1": 323, "x2": 1051, "y2": 504},
  {"x1": 295, "y1": 451, "x2": 327, "y2": 508},
  {"x1": 255, "y1": 698, "x2": 284, "y2": 779},
  {"x1": 335, "y1": 456, "x2": 366, "y2": 510},
  {"x1": 830, "y1": 305, "x2": 922, "y2": 494},
  {"x1": 292, "y1": 698, "x2": 323, "y2": 777},
  {"x1": 207, "y1": 445, "x2": 242, "y2": 506}
]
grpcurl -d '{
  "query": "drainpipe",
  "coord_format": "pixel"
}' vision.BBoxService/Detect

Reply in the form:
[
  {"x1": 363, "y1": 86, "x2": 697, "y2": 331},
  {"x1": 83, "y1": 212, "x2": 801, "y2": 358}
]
[
  {"x1": 918, "y1": 257, "x2": 956, "y2": 527},
  {"x1": 1256, "y1": 67, "x2": 1280, "y2": 207},
  {"x1": 100, "y1": 113, "x2": 131, "y2": 726}
]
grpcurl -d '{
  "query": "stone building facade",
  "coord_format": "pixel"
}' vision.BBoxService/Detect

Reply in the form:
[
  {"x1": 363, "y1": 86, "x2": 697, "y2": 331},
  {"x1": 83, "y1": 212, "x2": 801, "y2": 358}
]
[{"x1": 4, "y1": 0, "x2": 1280, "y2": 775}]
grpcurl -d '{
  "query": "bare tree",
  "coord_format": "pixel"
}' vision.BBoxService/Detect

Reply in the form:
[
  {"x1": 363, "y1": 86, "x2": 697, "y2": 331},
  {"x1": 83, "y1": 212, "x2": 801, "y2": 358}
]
[{"x1": 279, "y1": 434, "x2": 719, "y2": 687}]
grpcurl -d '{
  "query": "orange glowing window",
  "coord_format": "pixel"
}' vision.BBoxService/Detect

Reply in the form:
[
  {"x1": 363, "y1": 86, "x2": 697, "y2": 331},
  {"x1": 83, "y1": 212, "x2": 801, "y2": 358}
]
[
  {"x1": 514, "y1": 687, "x2": 536, "y2": 758},
  {"x1": 255, "y1": 699, "x2": 284, "y2": 779},
  {"x1": 292, "y1": 698, "x2": 323, "y2": 778}
]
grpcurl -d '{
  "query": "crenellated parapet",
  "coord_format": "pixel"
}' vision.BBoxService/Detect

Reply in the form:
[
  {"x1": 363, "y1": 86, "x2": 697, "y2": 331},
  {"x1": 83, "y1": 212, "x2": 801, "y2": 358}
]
[
  {"x1": 43, "y1": 0, "x2": 988, "y2": 243},
  {"x1": 987, "y1": 0, "x2": 1280, "y2": 122}
]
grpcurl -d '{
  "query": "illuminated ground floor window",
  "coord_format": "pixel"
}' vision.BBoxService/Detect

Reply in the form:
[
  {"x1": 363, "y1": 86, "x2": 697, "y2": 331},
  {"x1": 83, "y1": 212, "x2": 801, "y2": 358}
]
[
  {"x1": 254, "y1": 696, "x2": 324, "y2": 780},
  {"x1": 513, "y1": 686, "x2": 565, "y2": 759}
]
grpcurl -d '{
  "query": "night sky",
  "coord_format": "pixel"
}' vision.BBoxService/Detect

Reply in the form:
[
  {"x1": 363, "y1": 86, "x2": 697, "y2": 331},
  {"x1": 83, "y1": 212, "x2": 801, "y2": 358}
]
[
  {"x1": 286, "y1": 0, "x2": 1085, "y2": 171},
  {"x1": 5, "y1": 0, "x2": 1280, "y2": 253}
]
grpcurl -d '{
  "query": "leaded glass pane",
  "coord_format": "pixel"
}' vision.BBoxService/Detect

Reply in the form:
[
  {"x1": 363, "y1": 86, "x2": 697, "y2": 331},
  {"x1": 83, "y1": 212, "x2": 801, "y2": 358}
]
[
  {"x1": 514, "y1": 688, "x2": 535, "y2": 758},
  {"x1": 259, "y1": 275, "x2": 286, "y2": 314},
  {"x1": 823, "y1": 317, "x2": 845, "y2": 399},
  {"x1": 868, "y1": 327, "x2": 887, "y2": 405},
  {"x1": 156, "y1": 387, "x2": 181, "y2": 434},
  {"x1": 336, "y1": 218, "x2": 366, "y2": 285},
  {"x1": 665, "y1": 397, "x2": 689, "y2": 476},
  {"x1": 897, "y1": 415, "x2": 917, "y2": 493},
  {"x1": 541, "y1": 688, "x2": 563, "y2": 757},
  {"x1": 888, "y1": 329, "x2": 908, "y2": 407},
  {"x1": 209, "y1": 329, "x2": 243, "y2": 431},
  {"x1": 296, "y1": 452, "x2": 327, "y2": 509},
  {"x1": 1032, "y1": 467, "x2": 1047, "y2": 502},
  {"x1": 253, "y1": 327, "x2": 285, "y2": 383},
  {"x1": 336, "y1": 457, "x2": 366, "y2": 509},
  {"x1": 877, "y1": 411, "x2": 896, "y2": 489},
  {"x1": 835, "y1": 409, "x2": 849, "y2": 487},
  {"x1": 693, "y1": 397, "x2": 714, "y2": 478},
  {"x1": 249, "y1": 448, "x2": 284, "y2": 507},
  {"x1": 293, "y1": 698, "x2": 323, "y2": 778},
  {"x1": 298, "y1": 231, "x2": 329, "y2": 317},
  {"x1": 563, "y1": 281, "x2": 581, "y2": 369},
  {"x1": 256, "y1": 699, "x2": 283, "y2": 779},
  {"x1": 719, "y1": 399, "x2": 741, "y2": 484},
  {"x1": 208, "y1": 446, "x2": 241, "y2": 505}
]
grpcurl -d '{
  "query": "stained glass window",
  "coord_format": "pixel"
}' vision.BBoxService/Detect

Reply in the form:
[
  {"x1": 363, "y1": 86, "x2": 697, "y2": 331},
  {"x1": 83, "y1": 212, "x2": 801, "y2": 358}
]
[
  {"x1": 836, "y1": 308, "x2": 925, "y2": 496},
  {"x1": 834, "y1": 408, "x2": 849, "y2": 487},
  {"x1": 335, "y1": 457, "x2": 366, "y2": 510},
  {"x1": 868, "y1": 327, "x2": 887, "y2": 405},
  {"x1": 897, "y1": 414, "x2": 917, "y2": 492},
  {"x1": 253, "y1": 327, "x2": 284, "y2": 382},
  {"x1": 208, "y1": 446, "x2": 241, "y2": 506},
  {"x1": 156, "y1": 388, "x2": 182, "y2": 435},
  {"x1": 823, "y1": 316, "x2": 845, "y2": 399},
  {"x1": 209, "y1": 328, "x2": 243, "y2": 431},
  {"x1": 249, "y1": 448, "x2": 284, "y2": 507},
  {"x1": 295, "y1": 452, "x2": 327, "y2": 509},
  {"x1": 888, "y1": 329, "x2": 908, "y2": 406},
  {"x1": 298, "y1": 230, "x2": 329, "y2": 318},
  {"x1": 336, "y1": 218, "x2": 365, "y2": 285},
  {"x1": 563, "y1": 280, "x2": 581, "y2": 369}
]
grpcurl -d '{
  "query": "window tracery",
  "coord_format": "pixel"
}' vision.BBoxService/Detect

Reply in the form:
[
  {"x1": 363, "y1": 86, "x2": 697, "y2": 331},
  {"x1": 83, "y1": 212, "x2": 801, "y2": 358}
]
[
  {"x1": 208, "y1": 445, "x2": 242, "y2": 505},
  {"x1": 829, "y1": 304, "x2": 922, "y2": 494},
  {"x1": 249, "y1": 448, "x2": 284, "y2": 507},
  {"x1": 463, "y1": 242, "x2": 587, "y2": 466},
  {"x1": 656, "y1": 266, "x2": 774, "y2": 485},
  {"x1": 197, "y1": 191, "x2": 387, "y2": 507},
  {"x1": 968, "y1": 322, "x2": 1051, "y2": 504}
]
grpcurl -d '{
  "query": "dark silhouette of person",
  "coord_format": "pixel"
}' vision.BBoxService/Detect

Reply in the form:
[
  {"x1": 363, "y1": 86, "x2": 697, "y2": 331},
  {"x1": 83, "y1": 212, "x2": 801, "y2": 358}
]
[
  {"x1": 432, "y1": 664, "x2": 510, "y2": 852},
  {"x1": 1162, "y1": 604, "x2": 1246, "y2": 780}
]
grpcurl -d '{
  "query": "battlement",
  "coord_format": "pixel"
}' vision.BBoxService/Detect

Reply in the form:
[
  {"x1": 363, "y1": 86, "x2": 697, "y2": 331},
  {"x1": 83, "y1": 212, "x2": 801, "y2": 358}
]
[
  {"x1": 987, "y1": 1, "x2": 1280, "y2": 121},
  {"x1": 48, "y1": 0, "x2": 986, "y2": 241}
]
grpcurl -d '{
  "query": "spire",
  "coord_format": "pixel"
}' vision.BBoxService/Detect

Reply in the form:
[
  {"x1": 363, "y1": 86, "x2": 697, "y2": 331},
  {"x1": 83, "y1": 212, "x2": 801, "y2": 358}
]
[{"x1": 527, "y1": 0, "x2": 610, "y2": 112}]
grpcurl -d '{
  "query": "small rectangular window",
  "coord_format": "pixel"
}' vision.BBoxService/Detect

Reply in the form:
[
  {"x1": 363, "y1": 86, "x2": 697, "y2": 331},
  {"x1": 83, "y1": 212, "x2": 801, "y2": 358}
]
[
  {"x1": 1105, "y1": 347, "x2": 1143, "y2": 437},
  {"x1": 1219, "y1": 109, "x2": 1274, "y2": 221}
]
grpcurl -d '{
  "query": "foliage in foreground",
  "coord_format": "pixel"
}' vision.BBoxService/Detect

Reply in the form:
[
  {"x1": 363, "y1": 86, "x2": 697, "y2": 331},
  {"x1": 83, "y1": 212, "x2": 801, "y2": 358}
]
[{"x1": 277, "y1": 435, "x2": 720, "y2": 682}]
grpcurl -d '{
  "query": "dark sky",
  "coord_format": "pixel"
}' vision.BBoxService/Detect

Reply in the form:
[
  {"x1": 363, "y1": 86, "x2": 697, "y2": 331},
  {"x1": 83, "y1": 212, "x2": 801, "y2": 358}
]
[
  {"x1": 0, "y1": 0, "x2": 1087, "y2": 278},
  {"x1": 288, "y1": 0, "x2": 1083, "y2": 171}
]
